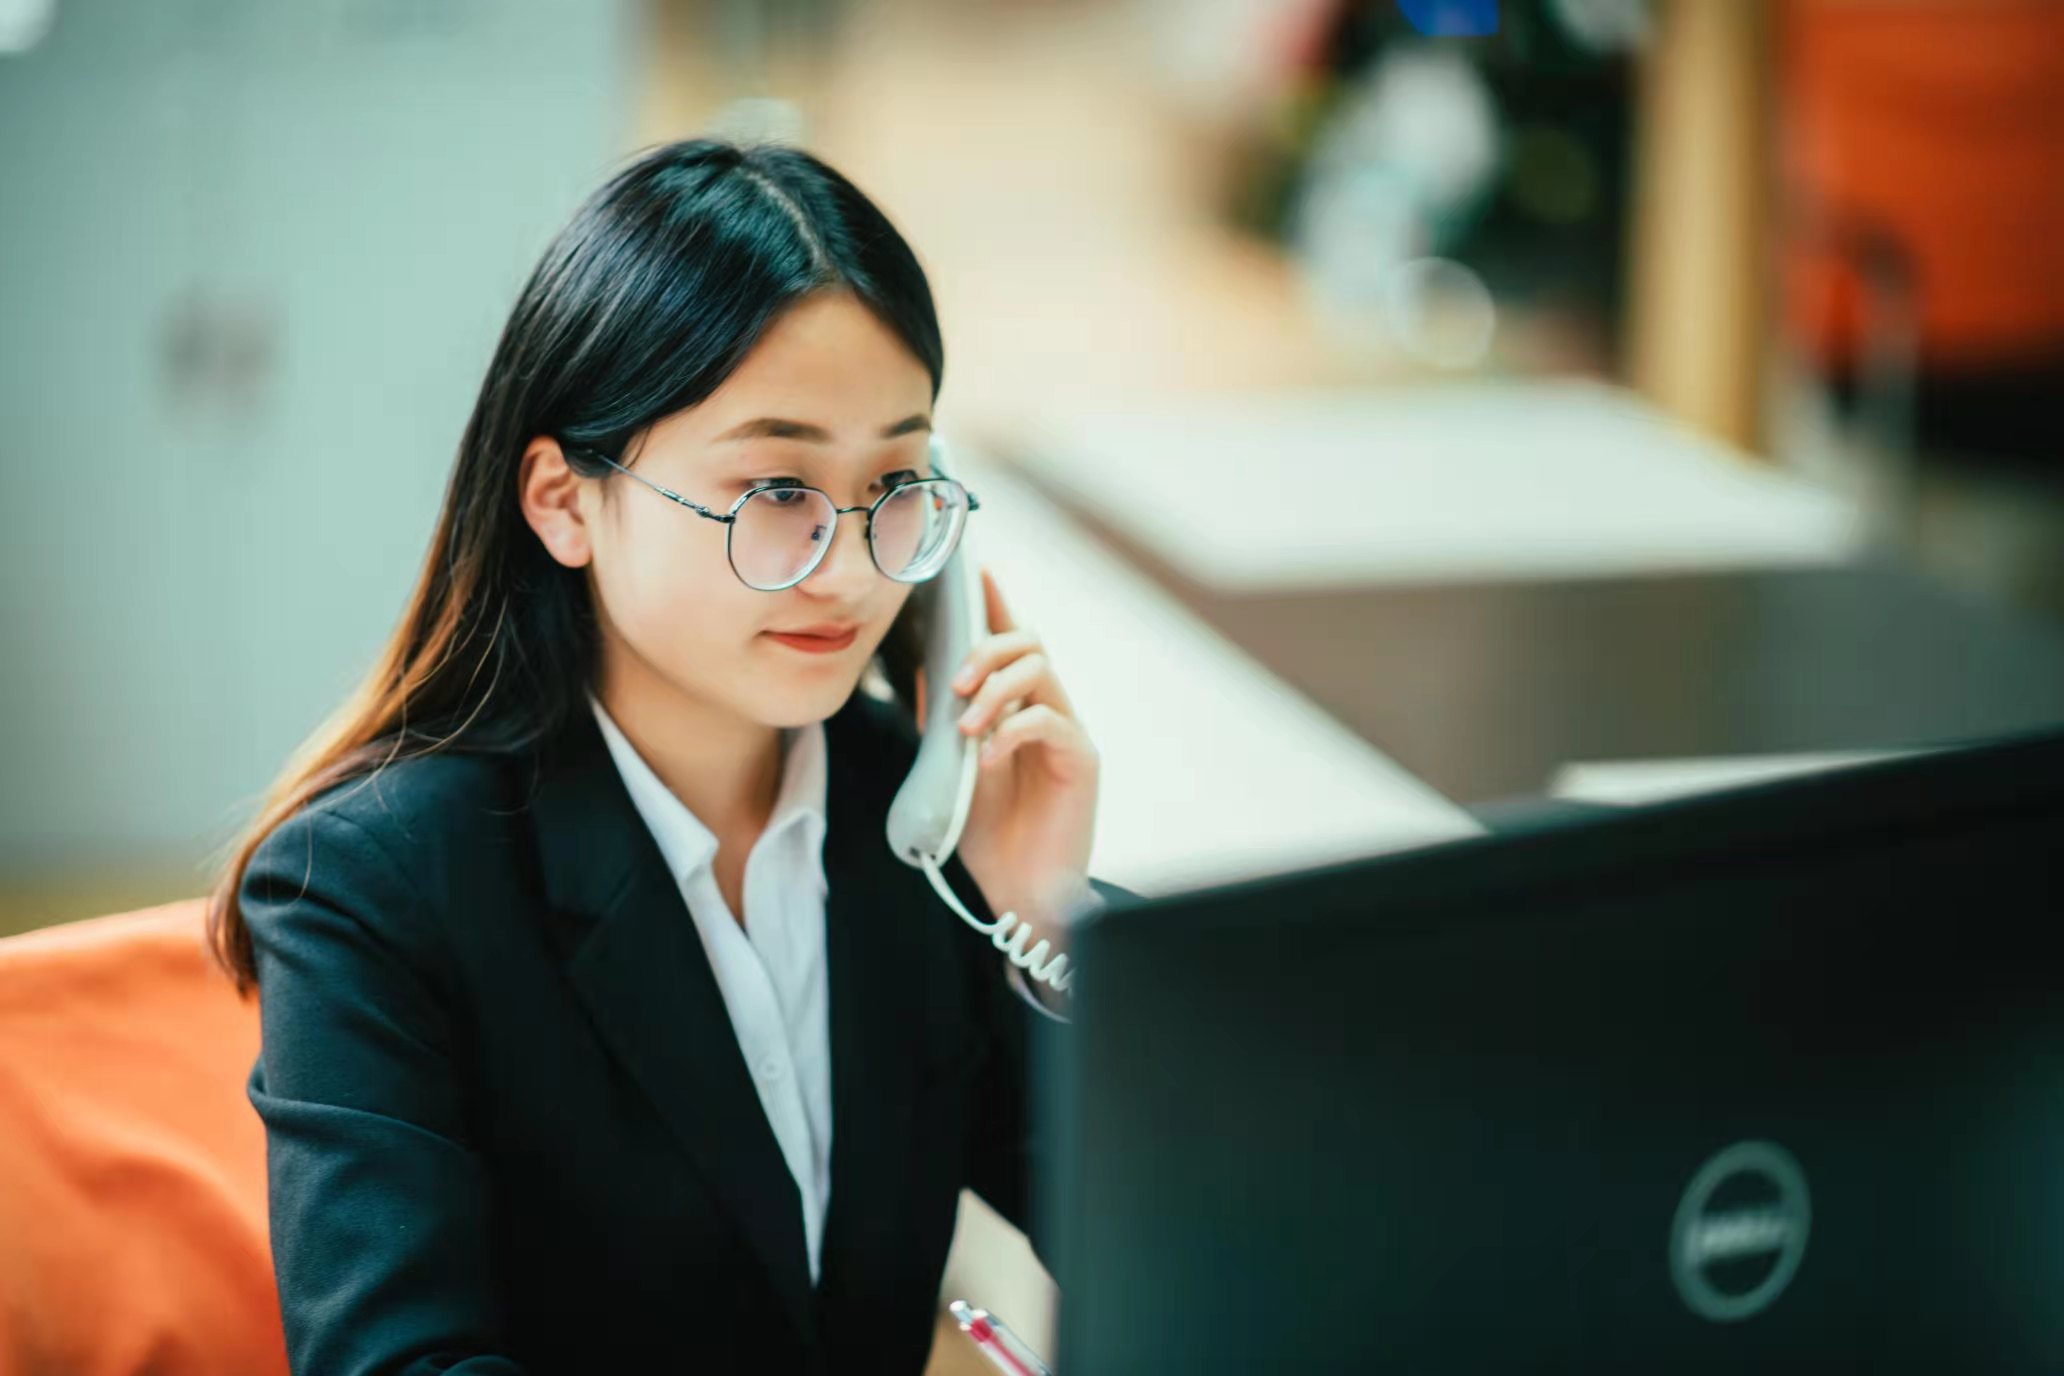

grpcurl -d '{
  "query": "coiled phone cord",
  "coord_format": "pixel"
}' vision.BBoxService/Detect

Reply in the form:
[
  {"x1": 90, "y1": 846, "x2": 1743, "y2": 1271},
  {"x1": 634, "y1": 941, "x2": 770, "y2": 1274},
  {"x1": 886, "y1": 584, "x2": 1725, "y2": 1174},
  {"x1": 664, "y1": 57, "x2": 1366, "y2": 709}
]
[{"x1": 917, "y1": 852, "x2": 1074, "y2": 994}]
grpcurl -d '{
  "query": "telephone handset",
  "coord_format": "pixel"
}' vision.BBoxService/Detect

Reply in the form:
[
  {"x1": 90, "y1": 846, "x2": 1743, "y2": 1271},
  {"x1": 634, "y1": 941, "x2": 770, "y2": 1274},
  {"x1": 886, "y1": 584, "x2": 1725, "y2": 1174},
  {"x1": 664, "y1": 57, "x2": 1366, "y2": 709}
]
[{"x1": 885, "y1": 437, "x2": 1073, "y2": 994}]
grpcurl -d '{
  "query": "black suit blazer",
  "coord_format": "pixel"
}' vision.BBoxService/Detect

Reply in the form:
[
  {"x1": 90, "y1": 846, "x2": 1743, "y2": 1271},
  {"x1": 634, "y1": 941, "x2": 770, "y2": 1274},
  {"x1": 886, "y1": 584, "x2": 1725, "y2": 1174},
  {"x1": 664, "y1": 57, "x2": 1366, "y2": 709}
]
[{"x1": 241, "y1": 688, "x2": 1124, "y2": 1374}]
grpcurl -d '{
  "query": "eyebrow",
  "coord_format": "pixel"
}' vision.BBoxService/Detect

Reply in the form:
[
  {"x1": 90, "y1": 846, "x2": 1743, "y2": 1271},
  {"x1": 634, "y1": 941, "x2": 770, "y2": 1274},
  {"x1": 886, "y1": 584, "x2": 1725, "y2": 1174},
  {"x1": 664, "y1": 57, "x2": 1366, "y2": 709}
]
[{"x1": 713, "y1": 413, "x2": 933, "y2": 444}]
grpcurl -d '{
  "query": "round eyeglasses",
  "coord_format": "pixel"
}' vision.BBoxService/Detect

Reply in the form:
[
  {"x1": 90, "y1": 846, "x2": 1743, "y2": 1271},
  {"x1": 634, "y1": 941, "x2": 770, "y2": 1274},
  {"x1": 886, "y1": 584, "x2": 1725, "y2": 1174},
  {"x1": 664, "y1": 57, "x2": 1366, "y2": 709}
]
[{"x1": 571, "y1": 446, "x2": 980, "y2": 592}]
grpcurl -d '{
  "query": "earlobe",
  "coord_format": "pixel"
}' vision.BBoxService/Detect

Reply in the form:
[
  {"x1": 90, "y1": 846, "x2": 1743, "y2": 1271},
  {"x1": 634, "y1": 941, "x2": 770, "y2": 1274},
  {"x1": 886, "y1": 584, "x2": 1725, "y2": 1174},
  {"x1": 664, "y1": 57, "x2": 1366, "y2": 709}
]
[{"x1": 518, "y1": 435, "x2": 594, "y2": 570}]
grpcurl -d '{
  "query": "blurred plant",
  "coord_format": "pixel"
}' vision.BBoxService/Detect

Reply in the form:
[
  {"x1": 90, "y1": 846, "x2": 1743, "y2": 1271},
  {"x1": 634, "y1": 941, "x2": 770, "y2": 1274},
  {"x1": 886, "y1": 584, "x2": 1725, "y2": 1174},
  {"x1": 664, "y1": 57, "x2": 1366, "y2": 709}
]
[
  {"x1": 1238, "y1": 0, "x2": 1641, "y2": 375},
  {"x1": 1288, "y1": 43, "x2": 1502, "y2": 365}
]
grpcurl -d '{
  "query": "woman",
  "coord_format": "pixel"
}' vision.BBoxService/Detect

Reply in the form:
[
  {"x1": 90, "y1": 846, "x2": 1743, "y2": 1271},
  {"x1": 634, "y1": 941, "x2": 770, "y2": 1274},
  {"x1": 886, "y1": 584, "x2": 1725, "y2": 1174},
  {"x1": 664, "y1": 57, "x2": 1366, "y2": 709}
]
[{"x1": 207, "y1": 137, "x2": 1123, "y2": 1374}]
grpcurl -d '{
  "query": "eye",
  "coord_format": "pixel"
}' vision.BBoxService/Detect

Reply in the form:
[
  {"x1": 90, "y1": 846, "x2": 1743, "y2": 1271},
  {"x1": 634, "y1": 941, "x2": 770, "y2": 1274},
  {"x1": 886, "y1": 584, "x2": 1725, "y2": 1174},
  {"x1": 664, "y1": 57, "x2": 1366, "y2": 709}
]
[{"x1": 743, "y1": 470, "x2": 920, "y2": 496}]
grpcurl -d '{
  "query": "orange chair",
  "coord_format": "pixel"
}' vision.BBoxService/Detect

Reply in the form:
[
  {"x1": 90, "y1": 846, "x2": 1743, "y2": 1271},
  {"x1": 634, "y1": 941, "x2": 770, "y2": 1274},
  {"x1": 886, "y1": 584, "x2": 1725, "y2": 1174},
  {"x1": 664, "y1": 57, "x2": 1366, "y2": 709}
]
[
  {"x1": 1779, "y1": 0, "x2": 2064, "y2": 378},
  {"x1": 0, "y1": 900, "x2": 288, "y2": 1376}
]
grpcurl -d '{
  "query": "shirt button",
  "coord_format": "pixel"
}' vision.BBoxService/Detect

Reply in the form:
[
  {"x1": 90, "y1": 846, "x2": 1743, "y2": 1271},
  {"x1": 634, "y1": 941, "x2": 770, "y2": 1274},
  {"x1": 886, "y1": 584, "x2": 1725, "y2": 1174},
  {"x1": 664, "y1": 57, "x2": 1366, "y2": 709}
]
[{"x1": 757, "y1": 1056, "x2": 785, "y2": 1082}]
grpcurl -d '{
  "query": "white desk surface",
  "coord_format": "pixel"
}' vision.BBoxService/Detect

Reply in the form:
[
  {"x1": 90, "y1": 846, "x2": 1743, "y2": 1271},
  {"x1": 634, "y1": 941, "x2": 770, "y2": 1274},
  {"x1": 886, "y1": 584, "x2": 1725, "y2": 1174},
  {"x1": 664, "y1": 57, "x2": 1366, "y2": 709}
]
[{"x1": 1017, "y1": 380, "x2": 1865, "y2": 591}]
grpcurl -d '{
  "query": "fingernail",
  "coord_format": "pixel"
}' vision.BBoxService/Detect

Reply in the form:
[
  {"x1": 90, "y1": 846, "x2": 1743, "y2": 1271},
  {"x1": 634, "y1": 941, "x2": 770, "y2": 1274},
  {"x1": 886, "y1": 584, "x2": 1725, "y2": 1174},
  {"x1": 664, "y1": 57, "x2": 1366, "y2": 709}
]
[{"x1": 953, "y1": 666, "x2": 975, "y2": 692}]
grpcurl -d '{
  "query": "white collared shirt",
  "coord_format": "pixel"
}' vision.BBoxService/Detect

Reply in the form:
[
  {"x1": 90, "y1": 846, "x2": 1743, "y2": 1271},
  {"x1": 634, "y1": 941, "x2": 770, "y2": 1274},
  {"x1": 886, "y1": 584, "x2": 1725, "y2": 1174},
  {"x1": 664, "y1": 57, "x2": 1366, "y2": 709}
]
[
  {"x1": 587, "y1": 692, "x2": 836, "y2": 1284},
  {"x1": 586, "y1": 692, "x2": 1099, "y2": 1282}
]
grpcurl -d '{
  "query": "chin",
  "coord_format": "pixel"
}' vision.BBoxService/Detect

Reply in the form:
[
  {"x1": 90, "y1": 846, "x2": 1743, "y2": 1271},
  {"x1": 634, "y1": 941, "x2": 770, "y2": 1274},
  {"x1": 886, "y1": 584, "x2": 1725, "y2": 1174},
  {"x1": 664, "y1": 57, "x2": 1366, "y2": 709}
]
[{"x1": 751, "y1": 672, "x2": 866, "y2": 730}]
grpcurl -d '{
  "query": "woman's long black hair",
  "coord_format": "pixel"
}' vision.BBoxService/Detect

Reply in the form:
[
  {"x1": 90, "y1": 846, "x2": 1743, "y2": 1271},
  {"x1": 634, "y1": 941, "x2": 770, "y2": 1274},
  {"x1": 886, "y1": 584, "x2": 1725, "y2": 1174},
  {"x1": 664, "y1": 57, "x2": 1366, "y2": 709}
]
[{"x1": 207, "y1": 138, "x2": 944, "y2": 994}]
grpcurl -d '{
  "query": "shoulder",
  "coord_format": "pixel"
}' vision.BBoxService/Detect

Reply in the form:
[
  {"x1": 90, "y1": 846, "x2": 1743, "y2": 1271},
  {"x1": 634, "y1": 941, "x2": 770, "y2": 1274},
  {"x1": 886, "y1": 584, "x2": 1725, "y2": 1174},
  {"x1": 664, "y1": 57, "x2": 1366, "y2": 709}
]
[
  {"x1": 301, "y1": 748, "x2": 522, "y2": 862},
  {"x1": 241, "y1": 748, "x2": 526, "y2": 954}
]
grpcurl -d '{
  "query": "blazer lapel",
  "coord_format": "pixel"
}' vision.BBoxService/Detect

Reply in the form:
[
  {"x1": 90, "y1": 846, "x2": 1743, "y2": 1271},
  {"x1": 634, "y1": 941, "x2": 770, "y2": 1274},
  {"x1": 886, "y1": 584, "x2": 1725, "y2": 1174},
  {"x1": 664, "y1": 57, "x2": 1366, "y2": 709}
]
[
  {"x1": 527, "y1": 702, "x2": 816, "y2": 1344},
  {"x1": 814, "y1": 696, "x2": 972, "y2": 1310}
]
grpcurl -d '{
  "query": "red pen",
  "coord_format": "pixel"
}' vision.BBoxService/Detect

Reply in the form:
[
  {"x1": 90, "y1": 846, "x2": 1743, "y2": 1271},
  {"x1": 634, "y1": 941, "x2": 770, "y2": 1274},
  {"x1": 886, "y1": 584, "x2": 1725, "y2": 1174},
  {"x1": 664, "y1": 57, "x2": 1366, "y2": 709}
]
[{"x1": 948, "y1": 1299, "x2": 1053, "y2": 1376}]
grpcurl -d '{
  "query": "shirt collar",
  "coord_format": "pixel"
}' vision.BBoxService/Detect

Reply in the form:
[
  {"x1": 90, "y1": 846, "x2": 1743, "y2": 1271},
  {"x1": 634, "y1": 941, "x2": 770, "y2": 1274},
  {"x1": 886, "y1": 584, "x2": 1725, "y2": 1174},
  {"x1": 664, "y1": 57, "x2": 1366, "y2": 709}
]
[{"x1": 586, "y1": 690, "x2": 829, "y2": 898}]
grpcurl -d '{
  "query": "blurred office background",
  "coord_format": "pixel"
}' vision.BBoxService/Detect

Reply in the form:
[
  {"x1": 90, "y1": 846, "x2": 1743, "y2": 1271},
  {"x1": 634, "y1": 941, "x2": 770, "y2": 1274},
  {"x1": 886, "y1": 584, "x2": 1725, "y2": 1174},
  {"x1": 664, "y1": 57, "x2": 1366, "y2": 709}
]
[{"x1": 4, "y1": 0, "x2": 2063, "y2": 1368}]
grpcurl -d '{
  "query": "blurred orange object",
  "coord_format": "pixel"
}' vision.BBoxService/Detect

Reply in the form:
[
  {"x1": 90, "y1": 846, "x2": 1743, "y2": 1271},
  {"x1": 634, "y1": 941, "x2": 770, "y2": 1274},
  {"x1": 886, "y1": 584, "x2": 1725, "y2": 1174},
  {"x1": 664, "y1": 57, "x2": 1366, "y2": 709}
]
[
  {"x1": 0, "y1": 901, "x2": 287, "y2": 1376},
  {"x1": 1779, "y1": 0, "x2": 2064, "y2": 375}
]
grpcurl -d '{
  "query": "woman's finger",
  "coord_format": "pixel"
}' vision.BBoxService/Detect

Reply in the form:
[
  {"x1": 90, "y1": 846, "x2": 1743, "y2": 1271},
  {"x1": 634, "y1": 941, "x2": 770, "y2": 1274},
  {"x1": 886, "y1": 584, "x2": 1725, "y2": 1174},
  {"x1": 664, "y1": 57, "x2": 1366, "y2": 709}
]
[
  {"x1": 960, "y1": 653, "x2": 1052, "y2": 736},
  {"x1": 979, "y1": 702, "x2": 1099, "y2": 774},
  {"x1": 981, "y1": 565, "x2": 1014, "y2": 636},
  {"x1": 951, "y1": 629, "x2": 1042, "y2": 697}
]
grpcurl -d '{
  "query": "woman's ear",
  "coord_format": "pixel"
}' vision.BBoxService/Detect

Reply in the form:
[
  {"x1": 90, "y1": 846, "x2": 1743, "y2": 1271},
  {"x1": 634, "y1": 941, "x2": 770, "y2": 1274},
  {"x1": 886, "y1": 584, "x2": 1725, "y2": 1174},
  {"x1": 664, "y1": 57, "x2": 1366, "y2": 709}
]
[{"x1": 519, "y1": 436, "x2": 594, "y2": 569}]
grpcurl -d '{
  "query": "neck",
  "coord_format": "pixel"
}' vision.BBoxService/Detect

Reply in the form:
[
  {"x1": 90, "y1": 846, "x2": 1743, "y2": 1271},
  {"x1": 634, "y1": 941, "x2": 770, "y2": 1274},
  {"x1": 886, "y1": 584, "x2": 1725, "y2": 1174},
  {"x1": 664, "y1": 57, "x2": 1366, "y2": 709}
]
[{"x1": 590, "y1": 648, "x2": 783, "y2": 839}]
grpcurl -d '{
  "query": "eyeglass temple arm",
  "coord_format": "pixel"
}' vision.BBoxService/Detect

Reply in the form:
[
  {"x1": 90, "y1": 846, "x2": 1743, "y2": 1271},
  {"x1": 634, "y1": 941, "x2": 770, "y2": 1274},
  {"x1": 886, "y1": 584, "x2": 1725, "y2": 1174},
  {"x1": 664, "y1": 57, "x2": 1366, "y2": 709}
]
[
  {"x1": 576, "y1": 442, "x2": 976, "y2": 516},
  {"x1": 578, "y1": 447, "x2": 733, "y2": 524}
]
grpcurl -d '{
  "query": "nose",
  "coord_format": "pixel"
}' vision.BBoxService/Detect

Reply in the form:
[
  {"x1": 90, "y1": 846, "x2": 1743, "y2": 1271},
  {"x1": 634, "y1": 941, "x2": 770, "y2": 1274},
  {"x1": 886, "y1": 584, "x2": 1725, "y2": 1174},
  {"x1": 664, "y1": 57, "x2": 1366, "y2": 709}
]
[{"x1": 798, "y1": 503, "x2": 879, "y2": 596}]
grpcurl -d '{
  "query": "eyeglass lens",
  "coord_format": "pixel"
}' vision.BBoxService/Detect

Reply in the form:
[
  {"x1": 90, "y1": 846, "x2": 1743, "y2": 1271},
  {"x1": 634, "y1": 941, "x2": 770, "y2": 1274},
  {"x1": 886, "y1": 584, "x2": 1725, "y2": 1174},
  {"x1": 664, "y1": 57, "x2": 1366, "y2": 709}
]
[{"x1": 729, "y1": 480, "x2": 969, "y2": 590}]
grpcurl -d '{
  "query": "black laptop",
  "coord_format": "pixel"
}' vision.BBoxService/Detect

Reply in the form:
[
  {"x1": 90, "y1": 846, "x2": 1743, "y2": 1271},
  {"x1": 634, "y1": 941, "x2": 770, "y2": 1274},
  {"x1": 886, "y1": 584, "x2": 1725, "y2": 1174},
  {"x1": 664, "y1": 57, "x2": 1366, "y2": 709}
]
[{"x1": 1041, "y1": 726, "x2": 2064, "y2": 1373}]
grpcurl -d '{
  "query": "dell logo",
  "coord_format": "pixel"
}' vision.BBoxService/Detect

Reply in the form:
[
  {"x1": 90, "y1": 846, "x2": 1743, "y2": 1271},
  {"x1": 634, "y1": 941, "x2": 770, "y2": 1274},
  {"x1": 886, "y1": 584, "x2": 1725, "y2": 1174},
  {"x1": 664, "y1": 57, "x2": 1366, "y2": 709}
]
[{"x1": 1668, "y1": 1139, "x2": 1812, "y2": 1322}]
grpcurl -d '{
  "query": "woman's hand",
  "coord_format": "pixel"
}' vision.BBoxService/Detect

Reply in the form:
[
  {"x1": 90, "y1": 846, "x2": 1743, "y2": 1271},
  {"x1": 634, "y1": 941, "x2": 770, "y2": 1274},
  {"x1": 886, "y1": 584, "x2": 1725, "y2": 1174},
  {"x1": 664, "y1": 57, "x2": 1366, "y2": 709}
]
[{"x1": 913, "y1": 566, "x2": 1100, "y2": 929}]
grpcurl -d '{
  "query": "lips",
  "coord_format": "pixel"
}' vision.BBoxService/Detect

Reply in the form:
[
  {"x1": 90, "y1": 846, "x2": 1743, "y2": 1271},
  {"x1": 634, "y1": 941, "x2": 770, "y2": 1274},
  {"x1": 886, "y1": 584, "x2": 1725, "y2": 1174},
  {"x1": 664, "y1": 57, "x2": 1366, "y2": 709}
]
[
  {"x1": 763, "y1": 625, "x2": 860, "y2": 654},
  {"x1": 771, "y1": 623, "x2": 860, "y2": 639}
]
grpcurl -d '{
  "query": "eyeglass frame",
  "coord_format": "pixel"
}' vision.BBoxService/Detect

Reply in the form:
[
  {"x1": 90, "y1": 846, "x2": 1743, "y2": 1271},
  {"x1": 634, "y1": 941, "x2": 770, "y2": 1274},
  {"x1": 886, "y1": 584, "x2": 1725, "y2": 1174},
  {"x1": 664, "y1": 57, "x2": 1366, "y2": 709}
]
[{"x1": 565, "y1": 444, "x2": 982, "y2": 592}]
